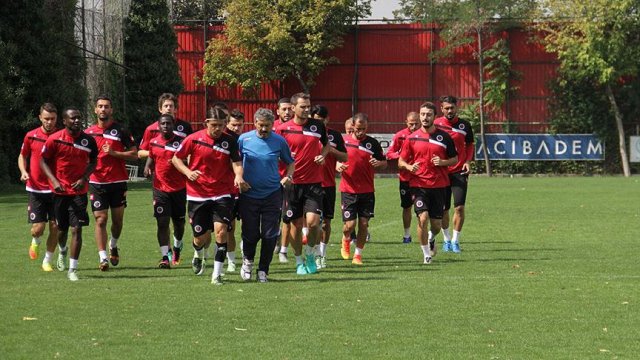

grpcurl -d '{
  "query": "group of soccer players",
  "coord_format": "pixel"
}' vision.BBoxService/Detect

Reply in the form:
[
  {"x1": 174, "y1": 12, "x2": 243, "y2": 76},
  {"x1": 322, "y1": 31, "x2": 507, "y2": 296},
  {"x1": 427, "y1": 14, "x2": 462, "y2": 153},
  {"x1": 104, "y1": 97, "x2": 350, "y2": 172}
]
[{"x1": 19, "y1": 92, "x2": 473, "y2": 283}]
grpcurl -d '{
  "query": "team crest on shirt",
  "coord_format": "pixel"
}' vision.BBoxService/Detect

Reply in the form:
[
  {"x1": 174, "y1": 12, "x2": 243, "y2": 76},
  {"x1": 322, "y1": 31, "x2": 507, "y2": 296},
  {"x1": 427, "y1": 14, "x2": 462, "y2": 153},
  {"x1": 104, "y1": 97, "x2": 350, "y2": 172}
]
[
  {"x1": 81, "y1": 139, "x2": 89, "y2": 146},
  {"x1": 436, "y1": 135, "x2": 443, "y2": 142},
  {"x1": 221, "y1": 141, "x2": 229, "y2": 149},
  {"x1": 459, "y1": 124, "x2": 465, "y2": 129},
  {"x1": 328, "y1": 134, "x2": 334, "y2": 142},
  {"x1": 194, "y1": 225, "x2": 202, "y2": 233},
  {"x1": 172, "y1": 141, "x2": 180, "y2": 148},
  {"x1": 177, "y1": 125, "x2": 184, "y2": 131},
  {"x1": 400, "y1": 189, "x2": 406, "y2": 195},
  {"x1": 110, "y1": 129, "x2": 118, "y2": 136},
  {"x1": 157, "y1": 206, "x2": 164, "y2": 214},
  {"x1": 30, "y1": 213, "x2": 36, "y2": 220},
  {"x1": 310, "y1": 125, "x2": 318, "y2": 132},
  {"x1": 94, "y1": 201, "x2": 101, "y2": 208},
  {"x1": 365, "y1": 142, "x2": 372, "y2": 149},
  {"x1": 416, "y1": 200, "x2": 424, "y2": 208}
]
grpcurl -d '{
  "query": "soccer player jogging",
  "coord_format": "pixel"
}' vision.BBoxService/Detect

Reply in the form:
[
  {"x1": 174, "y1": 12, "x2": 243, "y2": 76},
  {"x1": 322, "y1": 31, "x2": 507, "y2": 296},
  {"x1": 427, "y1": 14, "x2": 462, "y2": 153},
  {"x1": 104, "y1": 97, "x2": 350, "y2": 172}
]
[
  {"x1": 273, "y1": 98, "x2": 294, "y2": 263},
  {"x1": 434, "y1": 95, "x2": 475, "y2": 253},
  {"x1": 18, "y1": 103, "x2": 61, "y2": 271},
  {"x1": 312, "y1": 104, "x2": 347, "y2": 269},
  {"x1": 137, "y1": 93, "x2": 193, "y2": 159},
  {"x1": 398, "y1": 102, "x2": 457, "y2": 264},
  {"x1": 40, "y1": 108, "x2": 98, "y2": 281},
  {"x1": 275, "y1": 92, "x2": 329, "y2": 275},
  {"x1": 171, "y1": 108, "x2": 247, "y2": 285},
  {"x1": 237, "y1": 108, "x2": 294, "y2": 283},
  {"x1": 143, "y1": 114, "x2": 186, "y2": 269},
  {"x1": 223, "y1": 109, "x2": 245, "y2": 273},
  {"x1": 336, "y1": 113, "x2": 387, "y2": 265},
  {"x1": 85, "y1": 95, "x2": 138, "y2": 271},
  {"x1": 386, "y1": 111, "x2": 420, "y2": 244}
]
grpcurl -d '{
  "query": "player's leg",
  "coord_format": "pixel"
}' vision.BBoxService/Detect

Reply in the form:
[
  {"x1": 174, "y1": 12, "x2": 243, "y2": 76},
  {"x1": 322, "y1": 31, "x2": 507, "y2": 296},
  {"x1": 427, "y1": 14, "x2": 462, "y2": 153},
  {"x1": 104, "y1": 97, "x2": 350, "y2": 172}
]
[
  {"x1": 256, "y1": 190, "x2": 282, "y2": 282},
  {"x1": 400, "y1": 181, "x2": 413, "y2": 243},
  {"x1": 53, "y1": 196, "x2": 70, "y2": 272},
  {"x1": 171, "y1": 189, "x2": 187, "y2": 265},
  {"x1": 440, "y1": 183, "x2": 453, "y2": 252},
  {"x1": 153, "y1": 189, "x2": 171, "y2": 268},
  {"x1": 188, "y1": 200, "x2": 212, "y2": 276},
  {"x1": 352, "y1": 193, "x2": 374, "y2": 265},
  {"x1": 450, "y1": 173, "x2": 468, "y2": 253},
  {"x1": 106, "y1": 183, "x2": 127, "y2": 266},
  {"x1": 226, "y1": 219, "x2": 237, "y2": 272},
  {"x1": 210, "y1": 221, "x2": 228, "y2": 285},
  {"x1": 239, "y1": 195, "x2": 260, "y2": 281},
  {"x1": 67, "y1": 194, "x2": 90, "y2": 281},
  {"x1": 340, "y1": 192, "x2": 358, "y2": 260},
  {"x1": 90, "y1": 183, "x2": 110, "y2": 270}
]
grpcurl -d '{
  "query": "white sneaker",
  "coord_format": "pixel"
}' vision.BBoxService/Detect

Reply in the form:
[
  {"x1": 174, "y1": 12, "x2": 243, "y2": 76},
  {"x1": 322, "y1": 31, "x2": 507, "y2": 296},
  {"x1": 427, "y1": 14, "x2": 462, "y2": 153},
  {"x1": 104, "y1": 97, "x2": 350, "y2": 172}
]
[
  {"x1": 423, "y1": 256, "x2": 432, "y2": 264},
  {"x1": 226, "y1": 262, "x2": 236, "y2": 273},
  {"x1": 211, "y1": 273, "x2": 223, "y2": 285},
  {"x1": 257, "y1": 270, "x2": 268, "y2": 283},
  {"x1": 67, "y1": 269, "x2": 79, "y2": 281},
  {"x1": 240, "y1": 258, "x2": 253, "y2": 281},
  {"x1": 315, "y1": 256, "x2": 323, "y2": 269},
  {"x1": 57, "y1": 252, "x2": 67, "y2": 272},
  {"x1": 320, "y1": 256, "x2": 327, "y2": 268},
  {"x1": 278, "y1": 252, "x2": 288, "y2": 263}
]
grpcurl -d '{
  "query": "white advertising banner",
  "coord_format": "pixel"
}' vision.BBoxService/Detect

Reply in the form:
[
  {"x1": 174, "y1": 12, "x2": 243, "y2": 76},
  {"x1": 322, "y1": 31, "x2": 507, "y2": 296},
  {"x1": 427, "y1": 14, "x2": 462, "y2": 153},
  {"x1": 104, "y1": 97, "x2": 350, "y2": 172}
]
[{"x1": 630, "y1": 136, "x2": 640, "y2": 163}]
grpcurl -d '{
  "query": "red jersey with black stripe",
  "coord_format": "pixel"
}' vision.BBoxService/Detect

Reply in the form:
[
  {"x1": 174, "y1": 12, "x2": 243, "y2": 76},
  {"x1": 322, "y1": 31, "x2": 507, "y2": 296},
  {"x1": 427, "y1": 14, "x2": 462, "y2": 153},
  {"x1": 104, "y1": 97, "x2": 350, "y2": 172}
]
[
  {"x1": 434, "y1": 116, "x2": 474, "y2": 173},
  {"x1": 174, "y1": 129, "x2": 241, "y2": 200},
  {"x1": 148, "y1": 134, "x2": 185, "y2": 193},
  {"x1": 85, "y1": 121, "x2": 135, "y2": 184},
  {"x1": 275, "y1": 118, "x2": 328, "y2": 184},
  {"x1": 20, "y1": 127, "x2": 55, "y2": 193},
  {"x1": 41, "y1": 129, "x2": 98, "y2": 195},
  {"x1": 339, "y1": 135, "x2": 385, "y2": 194},
  {"x1": 386, "y1": 127, "x2": 413, "y2": 182},
  {"x1": 139, "y1": 118, "x2": 193, "y2": 151},
  {"x1": 322, "y1": 128, "x2": 346, "y2": 187},
  {"x1": 400, "y1": 128, "x2": 457, "y2": 188}
]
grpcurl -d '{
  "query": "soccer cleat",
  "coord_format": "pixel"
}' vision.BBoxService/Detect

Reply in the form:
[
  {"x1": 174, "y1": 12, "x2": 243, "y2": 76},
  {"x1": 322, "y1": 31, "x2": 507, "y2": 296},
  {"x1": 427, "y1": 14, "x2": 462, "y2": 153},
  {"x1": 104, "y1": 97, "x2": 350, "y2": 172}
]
[
  {"x1": 429, "y1": 239, "x2": 437, "y2": 257},
  {"x1": 442, "y1": 241, "x2": 452, "y2": 252},
  {"x1": 99, "y1": 259, "x2": 109, "y2": 272},
  {"x1": 305, "y1": 254, "x2": 318, "y2": 274},
  {"x1": 315, "y1": 256, "x2": 323, "y2": 269},
  {"x1": 451, "y1": 242, "x2": 461, "y2": 253},
  {"x1": 240, "y1": 258, "x2": 253, "y2": 281},
  {"x1": 42, "y1": 262, "x2": 54, "y2": 272},
  {"x1": 172, "y1": 243, "x2": 183, "y2": 266},
  {"x1": 29, "y1": 243, "x2": 39, "y2": 260},
  {"x1": 57, "y1": 252, "x2": 67, "y2": 272},
  {"x1": 257, "y1": 270, "x2": 268, "y2": 283},
  {"x1": 226, "y1": 262, "x2": 236, "y2": 273},
  {"x1": 158, "y1": 256, "x2": 171, "y2": 269},
  {"x1": 320, "y1": 256, "x2": 327, "y2": 269},
  {"x1": 109, "y1": 247, "x2": 120, "y2": 266},
  {"x1": 192, "y1": 257, "x2": 205, "y2": 275},
  {"x1": 278, "y1": 252, "x2": 288, "y2": 263},
  {"x1": 402, "y1": 236, "x2": 412, "y2": 244},
  {"x1": 67, "y1": 269, "x2": 79, "y2": 282},
  {"x1": 366, "y1": 232, "x2": 371, "y2": 242},
  {"x1": 296, "y1": 263, "x2": 308, "y2": 275},
  {"x1": 424, "y1": 256, "x2": 432, "y2": 264},
  {"x1": 352, "y1": 254, "x2": 363, "y2": 265},
  {"x1": 341, "y1": 240, "x2": 351, "y2": 260},
  {"x1": 211, "y1": 273, "x2": 223, "y2": 285}
]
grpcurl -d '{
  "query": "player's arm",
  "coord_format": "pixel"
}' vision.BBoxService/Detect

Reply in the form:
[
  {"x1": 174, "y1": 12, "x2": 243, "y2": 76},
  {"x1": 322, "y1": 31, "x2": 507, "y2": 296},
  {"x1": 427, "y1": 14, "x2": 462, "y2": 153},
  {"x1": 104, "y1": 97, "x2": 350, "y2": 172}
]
[
  {"x1": 330, "y1": 135, "x2": 348, "y2": 162},
  {"x1": 398, "y1": 156, "x2": 416, "y2": 173},
  {"x1": 370, "y1": 157, "x2": 387, "y2": 169},
  {"x1": 106, "y1": 145, "x2": 139, "y2": 161},
  {"x1": 171, "y1": 154, "x2": 200, "y2": 182},
  {"x1": 39, "y1": 157, "x2": 62, "y2": 192},
  {"x1": 462, "y1": 142, "x2": 475, "y2": 174},
  {"x1": 71, "y1": 156, "x2": 97, "y2": 190},
  {"x1": 432, "y1": 155, "x2": 458, "y2": 167},
  {"x1": 18, "y1": 153, "x2": 29, "y2": 182},
  {"x1": 137, "y1": 149, "x2": 150, "y2": 159},
  {"x1": 369, "y1": 141, "x2": 387, "y2": 169},
  {"x1": 385, "y1": 133, "x2": 401, "y2": 160},
  {"x1": 231, "y1": 160, "x2": 249, "y2": 193},
  {"x1": 280, "y1": 162, "x2": 295, "y2": 187},
  {"x1": 143, "y1": 156, "x2": 154, "y2": 178}
]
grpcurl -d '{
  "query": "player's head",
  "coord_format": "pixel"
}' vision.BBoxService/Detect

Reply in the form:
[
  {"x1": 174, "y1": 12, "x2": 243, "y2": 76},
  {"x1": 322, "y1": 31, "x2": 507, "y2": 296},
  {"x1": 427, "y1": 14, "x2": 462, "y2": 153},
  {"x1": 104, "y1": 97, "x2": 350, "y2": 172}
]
[
  {"x1": 158, "y1": 93, "x2": 178, "y2": 116},
  {"x1": 254, "y1": 108, "x2": 275, "y2": 138},
  {"x1": 205, "y1": 107, "x2": 227, "y2": 138},
  {"x1": 211, "y1": 101, "x2": 230, "y2": 117},
  {"x1": 227, "y1": 109, "x2": 245, "y2": 135},
  {"x1": 158, "y1": 114, "x2": 175, "y2": 137},
  {"x1": 277, "y1": 98, "x2": 293, "y2": 122},
  {"x1": 62, "y1": 107, "x2": 83, "y2": 133},
  {"x1": 345, "y1": 117, "x2": 354, "y2": 134},
  {"x1": 405, "y1": 111, "x2": 420, "y2": 132},
  {"x1": 290, "y1": 92, "x2": 311, "y2": 121},
  {"x1": 352, "y1": 113, "x2": 368, "y2": 140},
  {"x1": 311, "y1": 104, "x2": 329, "y2": 125},
  {"x1": 439, "y1": 95, "x2": 458, "y2": 120},
  {"x1": 39, "y1": 102, "x2": 58, "y2": 133},
  {"x1": 420, "y1": 102, "x2": 437, "y2": 129},
  {"x1": 94, "y1": 94, "x2": 113, "y2": 121}
]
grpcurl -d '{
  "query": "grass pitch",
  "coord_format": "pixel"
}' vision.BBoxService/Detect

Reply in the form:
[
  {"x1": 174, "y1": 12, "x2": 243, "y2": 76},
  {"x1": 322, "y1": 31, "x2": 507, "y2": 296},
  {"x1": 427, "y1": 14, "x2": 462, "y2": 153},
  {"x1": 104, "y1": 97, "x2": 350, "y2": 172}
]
[{"x1": 1, "y1": 177, "x2": 639, "y2": 359}]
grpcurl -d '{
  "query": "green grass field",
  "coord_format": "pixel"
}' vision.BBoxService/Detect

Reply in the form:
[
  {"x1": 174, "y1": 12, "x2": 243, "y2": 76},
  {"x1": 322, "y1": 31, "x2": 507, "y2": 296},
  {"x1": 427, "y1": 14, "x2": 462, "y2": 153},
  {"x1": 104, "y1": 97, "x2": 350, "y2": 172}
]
[{"x1": 1, "y1": 177, "x2": 639, "y2": 359}]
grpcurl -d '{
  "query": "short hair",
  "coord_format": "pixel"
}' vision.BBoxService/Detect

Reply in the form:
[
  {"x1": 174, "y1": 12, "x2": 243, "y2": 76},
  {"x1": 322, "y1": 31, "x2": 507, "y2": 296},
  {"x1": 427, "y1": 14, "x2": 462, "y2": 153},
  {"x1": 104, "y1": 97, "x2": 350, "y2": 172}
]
[
  {"x1": 158, "y1": 114, "x2": 175, "y2": 122},
  {"x1": 254, "y1": 108, "x2": 275, "y2": 123},
  {"x1": 290, "y1": 92, "x2": 310, "y2": 105},
  {"x1": 229, "y1": 109, "x2": 245, "y2": 121},
  {"x1": 211, "y1": 101, "x2": 229, "y2": 110},
  {"x1": 40, "y1": 102, "x2": 57, "y2": 114},
  {"x1": 353, "y1": 113, "x2": 368, "y2": 123},
  {"x1": 95, "y1": 94, "x2": 112, "y2": 104},
  {"x1": 206, "y1": 107, "x2": 228, "y2": 121},
  {"x1": 277, "y1": 97, "x2": 291, "y2": 106},
  {"x1": 158, "y1": 93, "x2": 178, "y2": 109},
  {"x1": 62, "y1": 107, "x2": 81, "y2": 118},
  {"x1": 406, "y1": 111, "x2": 419, "y2": 120},
  {"x1": 311, "y1": 104, "x2": 328, "y2": 118},
  {"x1": 420, "y1": 102, "x2": 437, "y2": 112},
  {"x1": 439, "y1": 95, "x2": 458, "y2": 105}
]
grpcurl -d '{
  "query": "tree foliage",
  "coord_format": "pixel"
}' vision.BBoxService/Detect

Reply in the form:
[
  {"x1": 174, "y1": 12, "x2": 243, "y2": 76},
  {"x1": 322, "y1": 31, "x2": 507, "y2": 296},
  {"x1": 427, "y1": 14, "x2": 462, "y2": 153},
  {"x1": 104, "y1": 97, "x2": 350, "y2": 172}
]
[
  {"x1": 202, "y1": 0, "x2": 371, "y2": 93},
  {"x1": 119, "y1": 0, "x2": 183, "y2": 138},
  {"x1": 170, "y1": 0, "x2": 224, "y2": 22}
]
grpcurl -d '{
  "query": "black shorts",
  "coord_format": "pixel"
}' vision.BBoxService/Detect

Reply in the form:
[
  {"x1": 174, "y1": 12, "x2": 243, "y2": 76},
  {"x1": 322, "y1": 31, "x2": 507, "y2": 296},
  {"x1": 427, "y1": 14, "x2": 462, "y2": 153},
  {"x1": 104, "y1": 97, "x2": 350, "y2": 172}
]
[
  {"x1": 27, "y1": 192, "x2": 55, "y2": 223},
  {"x1": 281, "y1": 185, "x2": 292, "y2": 224},
  {"x1": 444, "y1": 172, "x2": 469, "y2": 210},
  {"x1": 89, "y1": 182, "x2": 128, "y2": 211},
  {"x1": 399, "y1": 181, "x2": 413, "y2": 209},
  {"x1": 412, "y1": 187, "x2": 446, "y2": 219},
  {"x1": 232, "y1": 195, "x2": 240, "y2": 221},
  {"x1": 283, "y1": 183, "x2": 324, "y2": 222},
  {"x1": 54, "y1": 194, "x2": 89, "y2": 230},
  {"x1": 153, "y1": 188, "x2": 186, "y2": 220},
  {"x1": 341, "y1": 192, "x2": 375, "y2": 222},
  {"x1": 187, "y1": 197, "x2": 234, "y2": 237},
  {"x1": 322, "y1": 186, "x2": 336, "y2": 220}
]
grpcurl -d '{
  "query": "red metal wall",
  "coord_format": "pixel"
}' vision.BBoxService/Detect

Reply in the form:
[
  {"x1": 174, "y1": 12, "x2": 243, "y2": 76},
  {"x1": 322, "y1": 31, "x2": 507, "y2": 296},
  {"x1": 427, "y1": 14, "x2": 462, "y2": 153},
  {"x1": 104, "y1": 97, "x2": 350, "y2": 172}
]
[{"x1": 175, "y1": 24, "x2": 557, "y2": 133}]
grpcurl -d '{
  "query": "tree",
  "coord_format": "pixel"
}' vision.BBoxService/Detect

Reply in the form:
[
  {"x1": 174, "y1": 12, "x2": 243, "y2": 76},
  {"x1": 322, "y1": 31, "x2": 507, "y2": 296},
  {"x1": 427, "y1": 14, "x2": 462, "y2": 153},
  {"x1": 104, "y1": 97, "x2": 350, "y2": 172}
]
[
  {"x1": 120, "y1": 0, "x2": 183, "y2": 137},
  {"x1": 170, "y1": 0, "x2": 224, "y2": 22},
  {"x1": 202, "y1": 0, "x2": 371, "y2": 94},
  {"x1": 396, "y1": 0, "x2": 537, "y2": 176},
  {"x1": 537, "y1": 0, "x2": 640, "y2": 177}
]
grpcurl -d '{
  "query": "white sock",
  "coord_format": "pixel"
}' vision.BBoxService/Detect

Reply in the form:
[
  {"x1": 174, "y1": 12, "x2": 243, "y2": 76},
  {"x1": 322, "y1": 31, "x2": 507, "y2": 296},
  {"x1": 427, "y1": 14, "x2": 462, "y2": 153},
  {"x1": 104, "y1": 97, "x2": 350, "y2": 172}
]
[
  {"x1": 109, "y1": 236, "x2": 118, "y2": 249},
  {"x1": 428, "y1": 231, "x2": 434, "y2": 242},
  {"x1": 404, "y1": 228, "x2": 411, "y2": 238},
  {"x1": 160, "y1": 246, "x2": 169, "y2": 257},
  {"x1": 44, "y1": 251, "x2": 54, "y2": 263},
  {"x1": 227, "y1": 251, "x2": 236, "y2": 263},
  {"x1": 69, "y1": 258, "x2": 78, "y2": 270},
  {"x1": 452, "y1": 230, "x2": 461, "y2": 243},
  {"x1": 354, "y1": 247, "x2": 363, "y2": 256},
  {"x1": 98, "y1": 250, "x2": 108, "y2": 261},
  {"x1": 319, "y1": 242, "x2": 327, "y2": 257},
  {"x1": 302, "y1": 227, "x2": 309, "y2": 237},
  {"x1": 213, "y1": 260, "x2": 223, "y2": 276},
  {"x1": 421, "y1": 245, "x2": 430, "y2": 258},
  {"x1": 31, "y1": 237, "x2": 41, "y2": 245},
  {"x1": 442, "y1": 228, "x2": 451, "y2": 242},
  {"x1": 280, "y1": 245, "x2": 288, "y2": 254},
  {"x1": 194, "y1": 247, "x2": 204, "y2": 259},
  {"x1": 173, "y1": 237, "x2": 182, "y2": 248},
  {"x1": 295, "y1": 255, "x2": 303, "y2": 265},
  {"x1": 58, "y1": 245, "x2": 67, "y2": 253}
]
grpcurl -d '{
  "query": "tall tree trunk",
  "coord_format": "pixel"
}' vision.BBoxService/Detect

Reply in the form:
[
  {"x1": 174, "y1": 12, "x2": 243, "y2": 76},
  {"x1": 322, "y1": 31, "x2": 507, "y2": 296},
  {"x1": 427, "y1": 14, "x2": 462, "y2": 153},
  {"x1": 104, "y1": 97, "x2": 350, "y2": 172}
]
[
  {"x1": 295, "y1": 73, "x2": 309, "y2": 94},
  {"x1": 605, "y1": 84, "x2": 631, "y2": 177},
  {"x1": 477, "y1": 28, "x2": 491, "y2": 176}
]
